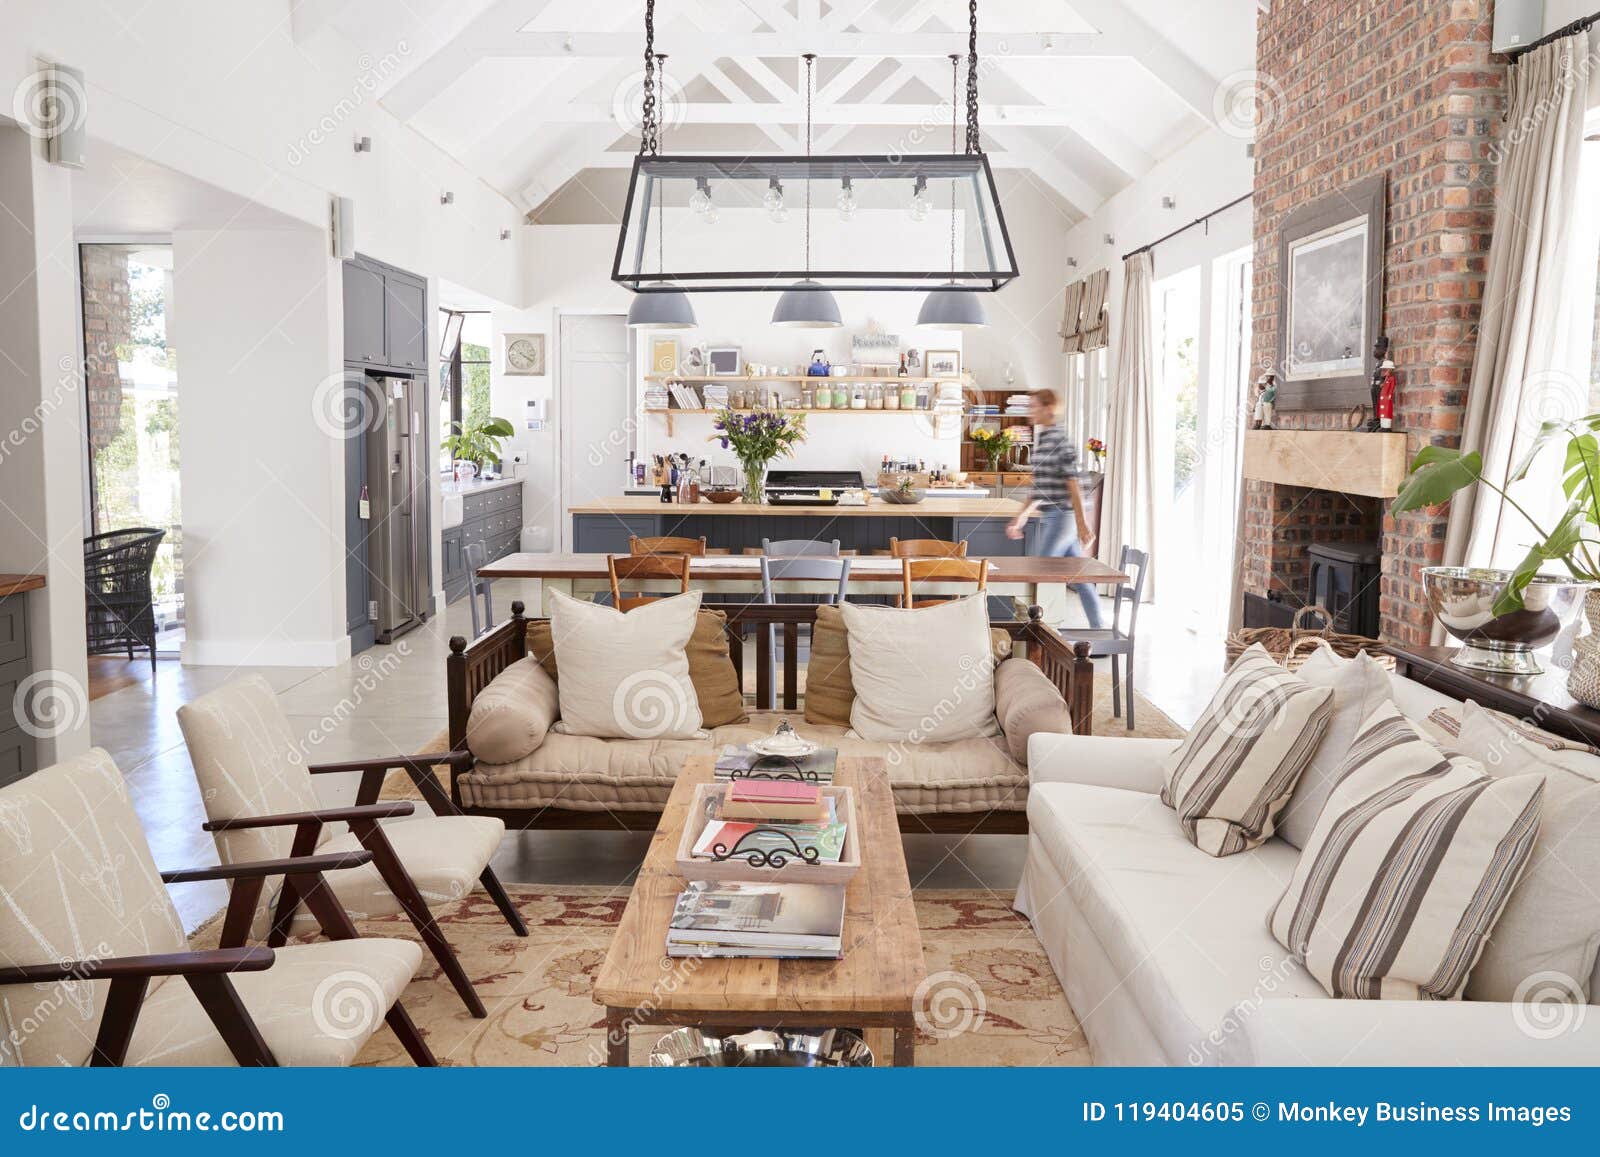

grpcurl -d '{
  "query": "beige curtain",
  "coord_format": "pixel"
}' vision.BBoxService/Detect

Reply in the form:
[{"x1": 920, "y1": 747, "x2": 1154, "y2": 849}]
[
  {"x1": 1102, "y1": 251, "x2": 1157, "y2": 596},
  {"x1": 1079, "y1": 268, "x2": 1110, "y2": 352},
  {"x1": 1442, "y1": 28, "x2": 1600, "y2": 596},
  {"x1": 1060, "y1": 278, "x2": 1086, "y2": 353}
]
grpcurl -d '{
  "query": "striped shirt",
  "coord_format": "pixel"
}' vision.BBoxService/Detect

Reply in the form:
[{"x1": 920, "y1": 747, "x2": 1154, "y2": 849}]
[{"x1": 1028, "y1": 425, "x2": 1081, "y2": 511}]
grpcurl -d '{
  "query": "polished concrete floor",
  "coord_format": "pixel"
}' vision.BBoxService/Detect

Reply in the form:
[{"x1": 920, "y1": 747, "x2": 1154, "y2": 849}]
[{"x1": 90, "y1": 578, "x2": 1209, "y2": 934}]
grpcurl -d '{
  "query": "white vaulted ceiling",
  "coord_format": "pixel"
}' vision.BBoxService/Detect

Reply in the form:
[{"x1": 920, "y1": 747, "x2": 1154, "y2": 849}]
[{"x1": 289, "y1": 0, "x2": 1258, "y2": 224}]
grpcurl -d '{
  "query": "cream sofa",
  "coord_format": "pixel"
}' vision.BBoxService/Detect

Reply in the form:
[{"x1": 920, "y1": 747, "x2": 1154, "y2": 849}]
[{"x1": 1016, "y1": 670, "x2": 1600, "y2": 1066}]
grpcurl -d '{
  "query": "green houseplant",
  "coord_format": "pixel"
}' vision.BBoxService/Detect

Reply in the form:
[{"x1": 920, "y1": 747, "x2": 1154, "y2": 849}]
[{"x1": 443, "y1": 416, "x2": 516, "y2": 472}]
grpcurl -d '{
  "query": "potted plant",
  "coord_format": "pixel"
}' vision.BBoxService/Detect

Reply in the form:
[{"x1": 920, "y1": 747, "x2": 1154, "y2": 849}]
[
  {"x1": 443, "y1": 416, "x2": 516, "y2": 476},
  {"x1": 710, "y1": 410, "x2": 807, "y2": 504},
  {"x1": 1393, "y1": 419, "x2": 1598, "y2": 691},
  {"x1": 970, "y1": 426, "x2": 1014, "y2": 471}
]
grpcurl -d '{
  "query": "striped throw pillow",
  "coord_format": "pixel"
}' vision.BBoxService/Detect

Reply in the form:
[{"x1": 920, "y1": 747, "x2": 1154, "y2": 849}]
[
  {"x1": 1161, "y1": 644, "x2": 1334, "y2": 856},
  {"x1": 1268, "y1": 699, "x2": 1546, "y2": 1000}
]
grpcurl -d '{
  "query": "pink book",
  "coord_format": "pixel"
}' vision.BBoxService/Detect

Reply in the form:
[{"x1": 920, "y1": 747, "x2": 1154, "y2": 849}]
[{"x1": 726, "y1": 780, "x2": 820, "y2": 806}]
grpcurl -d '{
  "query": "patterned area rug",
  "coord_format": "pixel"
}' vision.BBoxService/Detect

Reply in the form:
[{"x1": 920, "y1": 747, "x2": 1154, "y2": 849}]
[{"x1": 225, "y1": 886, "x2": 1089, "y2": 1067}]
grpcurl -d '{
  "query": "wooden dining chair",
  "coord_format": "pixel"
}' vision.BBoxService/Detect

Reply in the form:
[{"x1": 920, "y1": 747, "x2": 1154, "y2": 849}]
[
  {"x1": 900, "y1": 557, "x2": 988, "y2": 609},
  {"x1": 888, "y1": 537, "x2": 968, "y2": 558},
  {"x1": 608, "y1": 552, "x2": 692, "y2": 611},
  {"x1": 629, "y1": 534, "x2": 707, "y2": 556}
]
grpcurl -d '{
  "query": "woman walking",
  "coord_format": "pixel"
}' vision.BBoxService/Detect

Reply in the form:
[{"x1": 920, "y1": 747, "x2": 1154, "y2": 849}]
[{"x1": 1005, "y1": 388, "x2": 1106, "y2": 629}]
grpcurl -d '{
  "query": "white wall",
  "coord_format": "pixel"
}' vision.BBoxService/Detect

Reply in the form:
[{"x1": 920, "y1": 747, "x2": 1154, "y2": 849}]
[
  {"x1": 0, "y1": 127, "x2": 90, "y2": 761},
  {"x1": 172, "y1": 227, "x2": 347, "y2": 667},
  {"x1": 3, "y1": 1, "x2": 522, "y2": 304}
]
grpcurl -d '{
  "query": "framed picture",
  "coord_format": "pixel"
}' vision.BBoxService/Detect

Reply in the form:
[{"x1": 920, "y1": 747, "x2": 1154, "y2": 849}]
[
  {"x1": 707, "y1": 347, "x2": 742, "y2": 376},
  {"x1": 504, "y1": 333, "x2": 545, "y2": 376},
  {"x1": 650, "y1": 337, "x2": 679, "y2": 376},
  {"x1": 1275, "y1": 175, "x2": 1386, "y2": 410},
  {"x1": 926, "y1": 349, "x2": 961, "y2": 378}
]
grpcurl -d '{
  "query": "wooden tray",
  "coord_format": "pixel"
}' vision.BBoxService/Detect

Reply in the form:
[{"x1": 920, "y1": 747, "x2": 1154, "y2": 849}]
[{"x1": 675, "y1": 783, "x2": 859, "y2": 885}]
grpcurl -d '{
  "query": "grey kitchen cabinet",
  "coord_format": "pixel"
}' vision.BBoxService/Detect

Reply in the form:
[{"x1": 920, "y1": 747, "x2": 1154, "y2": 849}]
[
  {"x1": 342, "y1": 261, "x2": 387, "y2": 366},
  {"x1": 444, "y1": 484, "x2": 522, "y2": 604},
  {"x1": 572, "y1": 513, "x2": 663, "y2": 555},
  {"x1": 0, "y1": 597, "x2": 36, "y2": 787},
  {"x1": 384, "y1": 275, "x2": 428, "y2": 371}
]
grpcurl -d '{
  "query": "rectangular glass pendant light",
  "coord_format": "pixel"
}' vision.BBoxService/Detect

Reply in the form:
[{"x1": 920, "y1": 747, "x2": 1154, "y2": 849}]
[{"x1": 611, "y1": 153, "x2": 1019, "y2": 294}]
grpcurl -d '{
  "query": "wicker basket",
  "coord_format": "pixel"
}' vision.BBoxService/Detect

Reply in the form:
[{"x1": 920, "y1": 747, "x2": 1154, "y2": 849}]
[{"x1": 1225, "y1": 604, "x2": 1393, "y2": 673}]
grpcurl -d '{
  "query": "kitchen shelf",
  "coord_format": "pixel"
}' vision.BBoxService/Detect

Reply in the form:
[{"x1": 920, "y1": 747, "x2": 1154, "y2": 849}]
[
  {"x1": 644, "y1": 406, "x2": 954, "y2": 435},
  {"x1": 643, "y1": 374, "x2": 955, "y2": 385}
]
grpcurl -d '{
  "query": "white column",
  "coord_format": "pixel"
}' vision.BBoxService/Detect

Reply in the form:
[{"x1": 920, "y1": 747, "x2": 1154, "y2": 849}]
[
  {"x1": 0, "y1": 126, "x2": 91, "y2": 762},
  {"x1": 171, "y1": 227, "x2": 349, "y2": 667}
]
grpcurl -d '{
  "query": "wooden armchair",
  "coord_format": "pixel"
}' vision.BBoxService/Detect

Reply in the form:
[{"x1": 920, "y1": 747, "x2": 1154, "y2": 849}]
[
  {"x1": 177, "y1": 676, "x2": 525, "y2": 1021},
  {"x1": 0, "y1": 751, "x2": 434, "y2": 1066}
]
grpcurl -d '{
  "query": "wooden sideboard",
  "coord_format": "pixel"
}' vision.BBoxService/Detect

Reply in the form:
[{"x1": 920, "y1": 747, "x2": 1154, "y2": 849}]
[{"x1": 1387, "y1": 642, "x2": 1600, "y2": 748}]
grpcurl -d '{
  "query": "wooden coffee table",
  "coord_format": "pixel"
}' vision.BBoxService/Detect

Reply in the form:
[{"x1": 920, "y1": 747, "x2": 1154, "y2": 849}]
[{"x1": 593, "y1": 753, "x2": 926, "y2": 1066}]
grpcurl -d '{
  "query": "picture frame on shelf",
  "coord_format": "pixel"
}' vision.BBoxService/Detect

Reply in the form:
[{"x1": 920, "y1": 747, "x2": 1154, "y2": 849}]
[
  {"x1": 707, "y1": 347, "x2": 743, "y2": 376},
  {"x1": 926, "y1": 349, "x2": 961, "y2": 378},
  {"x1": 650, "y1": 337, "x2": 679, "y2": 376},
  {"x1": 504, "y1": 333, "x2": 546, "y2": 376}
]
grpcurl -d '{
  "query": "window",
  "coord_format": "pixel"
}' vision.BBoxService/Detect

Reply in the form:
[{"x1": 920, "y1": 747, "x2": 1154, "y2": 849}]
[{"x1": 438, "y1": 310, "x2": 491, "y2": 473}]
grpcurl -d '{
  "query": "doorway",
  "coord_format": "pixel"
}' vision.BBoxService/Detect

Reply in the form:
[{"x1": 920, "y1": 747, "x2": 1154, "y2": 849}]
[
  {"x1": 78, "y1": 242, "x2": 184, "y2": 659},
  {"x1": 557, "y1": 313, "x2": 631, "y2": 550}
]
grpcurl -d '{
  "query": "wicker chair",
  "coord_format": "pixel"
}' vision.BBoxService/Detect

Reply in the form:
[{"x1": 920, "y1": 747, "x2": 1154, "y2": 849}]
[{"x1": 84, "y1": 528, "x2": 166, "y2": 669}]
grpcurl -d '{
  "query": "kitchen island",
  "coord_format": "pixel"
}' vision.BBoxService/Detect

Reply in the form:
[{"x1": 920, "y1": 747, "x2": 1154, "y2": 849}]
[{"x1": 569, "y1": 494, "x2": 1035, "y2": 556}]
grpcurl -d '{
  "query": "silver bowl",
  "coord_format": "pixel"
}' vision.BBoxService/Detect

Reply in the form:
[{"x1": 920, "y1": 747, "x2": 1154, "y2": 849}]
[
  {"x1": 1421, "y1": 566, "x2": 1591, "y2": 675},
  {"x1": 648, "y1": 1026, "x2": 874, "y2": 1068}
]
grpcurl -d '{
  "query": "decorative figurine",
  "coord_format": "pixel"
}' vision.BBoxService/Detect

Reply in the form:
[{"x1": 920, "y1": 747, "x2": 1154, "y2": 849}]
[
  {"x1": 1366, "y1": 335, "x2": 1396, "y2": 432},
  {"x1": 1251, "y1": 372, "x2": 1278, "y2": 430}
]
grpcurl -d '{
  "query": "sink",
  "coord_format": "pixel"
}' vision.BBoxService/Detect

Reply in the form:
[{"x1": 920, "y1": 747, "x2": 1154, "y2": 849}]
[{"x1": 442, "y1": 494, "x2": 464, "y2": 529}]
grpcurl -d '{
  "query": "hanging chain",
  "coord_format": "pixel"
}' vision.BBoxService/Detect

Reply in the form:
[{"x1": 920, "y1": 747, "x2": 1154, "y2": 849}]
[
  {"x1": 656, "y1": 54, "x2": 666, "y2": 272},
  {"x1": 949, "y1": 55, "x2": 959, "y2": 275},
  {"x1": 804, "y1": 52, "x2": 815, "y2": 273},
  {"x1": 639, "y1": 0, "x2": 658, "y2": 155},
  {"x1": 965, "y1": 0, "x2": 981, "y2": 153}
]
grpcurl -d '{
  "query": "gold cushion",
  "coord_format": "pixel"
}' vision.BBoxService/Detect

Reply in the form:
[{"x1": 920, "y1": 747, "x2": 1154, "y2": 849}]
[{"x1": 527, "y1": 608, "x2": 747, "y2": 728}]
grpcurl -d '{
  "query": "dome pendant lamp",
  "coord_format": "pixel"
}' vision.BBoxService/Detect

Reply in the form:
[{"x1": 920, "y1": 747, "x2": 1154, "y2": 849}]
[
  {"x1": 918, "y1": 54, "x2": 987, "y2": 330},
  {"x1": 626, "y1": 48, "x2": 696, "y2": 329},
  {"x1": 772, "y1": 54, "x2": 842, "y2": 329}
]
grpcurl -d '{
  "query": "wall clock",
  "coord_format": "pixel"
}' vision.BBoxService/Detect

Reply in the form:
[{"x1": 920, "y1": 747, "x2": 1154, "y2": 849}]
[{"x1": 504, "y1": 333, "x2": 546, "y2": 376}]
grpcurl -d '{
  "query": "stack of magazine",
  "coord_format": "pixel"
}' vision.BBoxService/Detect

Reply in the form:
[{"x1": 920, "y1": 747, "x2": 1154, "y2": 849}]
[
  {"x1": 713, "y1": 743, "x2": 837, "y2": 784},
  {"x1": 667, "y1": 880, "x2": 846, "y2": 958}
]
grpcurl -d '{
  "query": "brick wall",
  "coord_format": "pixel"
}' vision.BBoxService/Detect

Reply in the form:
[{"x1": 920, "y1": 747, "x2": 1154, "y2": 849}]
[
  {"x1": 79, "y1": 245, "x2": 130, "y2": 453},
  {"x1": 1245, "y1": 0, "x2": 1505, "y2": 644}
]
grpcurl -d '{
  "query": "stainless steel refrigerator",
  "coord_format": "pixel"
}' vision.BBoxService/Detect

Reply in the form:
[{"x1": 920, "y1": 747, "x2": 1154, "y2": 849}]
[{"x1": 365, "y1": 373, "x2": 428, "y2": 643}]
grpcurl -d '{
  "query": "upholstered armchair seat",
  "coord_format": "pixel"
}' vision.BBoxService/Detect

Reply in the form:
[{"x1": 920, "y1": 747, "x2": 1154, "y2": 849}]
[{"x1": 313, "y1": 815, "x2": 506, "y2": 924}]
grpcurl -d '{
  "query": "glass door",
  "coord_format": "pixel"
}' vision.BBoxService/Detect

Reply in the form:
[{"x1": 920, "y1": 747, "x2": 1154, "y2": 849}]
[
  {"x1": 1152, "y1": 265, "x2": 1203, "y2": 626},
  {"x1": 79, "y1": 243, "x2": 183, "y2": 656}
]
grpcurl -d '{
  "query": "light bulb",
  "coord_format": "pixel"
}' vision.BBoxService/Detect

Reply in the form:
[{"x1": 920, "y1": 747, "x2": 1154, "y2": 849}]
[
  {"x1": 763, "y1": 180, "x2": 783, "y2": 211},
  {"x1": 837, "y1": 179, "x2": 857, "y2": 221},
  {"x1": 689, "y1": 179, "x2": 712, "y2": 216},
  {"x1": 909, "y1": 177, "x2": 930, "y2": 221},
  {"x1": 769, "y1": 204, "x2": 789, "y2": 224},
  {"x1": 703, "y1": 203, "x2": 719, "y2": 225}
]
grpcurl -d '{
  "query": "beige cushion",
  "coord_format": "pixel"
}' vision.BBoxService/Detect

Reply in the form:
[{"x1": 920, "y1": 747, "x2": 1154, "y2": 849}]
[
  {"x1": 465, "y1": 656, "x2": 559, "y2": 764},
  {"x1": 1269, "y1": 699, "x2": 1545, "y2": 1000},
  {"x1": 457, "y1": 712, "x2": 1026, "y2": 815},
  {"x1": 841, "y1": 594, "x2": 1001, "y2": 743},
  {"x1": 1161, "y1": 644, "x2": 1333, "y2": 856},
  {"x1": 1450, "y1": 701, "x2": 1600, "y2": 1003},
  {"x1": 548, "y1": 589, "x2": 704, "y2": 739},
  {"x1": 805, "y1": 608, "x2": 1012, "y2": 729},
  {"x1": 177, "y1": 674, "x2": 324, "y2": 867},
  {"x1": 994, "y1": 657, "x2": 1072, "y2": 763},
  {"x1": 1278, "y1": 645, "x2": 1394, "y2": 850},
  {"x1": 528, "y1": 608, "x2": 747, "y2": 728},
  {"x1": 0, "y1": 751, "x2": 188, "y2": 1067},
  {"x1": 125, "y1": 939, "x2": 422, "y2": 1067}
]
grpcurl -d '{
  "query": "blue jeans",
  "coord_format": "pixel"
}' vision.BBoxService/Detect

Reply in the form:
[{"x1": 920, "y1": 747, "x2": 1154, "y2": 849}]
[{"x1": 1037, "y1": 508, "x2": 1106, "y2": 629}]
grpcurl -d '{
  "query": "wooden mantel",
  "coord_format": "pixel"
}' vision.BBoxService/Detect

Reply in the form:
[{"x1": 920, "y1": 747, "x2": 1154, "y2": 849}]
[{"x1": 1241, "y1": 429, "x2": 1408, "y2": 498}]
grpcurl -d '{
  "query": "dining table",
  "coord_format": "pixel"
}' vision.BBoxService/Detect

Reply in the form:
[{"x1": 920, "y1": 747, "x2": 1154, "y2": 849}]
[{"x1": 474, "y1": 551, "x2": 1130, "y2": 616}]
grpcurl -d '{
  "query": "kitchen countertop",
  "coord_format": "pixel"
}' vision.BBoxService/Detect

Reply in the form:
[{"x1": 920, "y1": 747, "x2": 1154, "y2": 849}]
[
  {"x1": 570, "y1": 495, "x2": 1024, "y2": 518},
  {"x1": 441, "y1": 475, "x2": 523, "y2": 496}
]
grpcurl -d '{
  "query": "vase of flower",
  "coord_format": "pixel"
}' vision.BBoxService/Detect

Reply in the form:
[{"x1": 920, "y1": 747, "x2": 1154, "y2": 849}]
[
  {"x1": 1087, "y1": 438, "x2": 1106, "y2": 470},
  {"x1": 1568, "y1": 590, "x2": 1600, "y2": 707},
  {"x1": 711, "y1": 410, "x2": 808, "y2": 506},
  {"x1": 970, "y1": 426, "x2": 1014, "y2": 474}
]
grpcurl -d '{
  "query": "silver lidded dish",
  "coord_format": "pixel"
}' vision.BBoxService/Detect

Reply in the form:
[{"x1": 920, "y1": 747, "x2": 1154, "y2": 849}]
[
  {"x1": 1421, "y1": 566, "x2": 1591, "y2": 675},
  {"x1": 649, "y1": 1027, "x2": 873, "y2": 1067}
]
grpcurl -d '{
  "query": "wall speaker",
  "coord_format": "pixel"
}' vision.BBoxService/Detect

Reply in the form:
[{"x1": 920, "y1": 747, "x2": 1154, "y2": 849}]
[
  {"x1": 41, "y1": 63, "x2": 87, "y2": 169},
  {"x1": 1492, "y1": 0, "x2": 1544, "y2": 52},
  {"x1": 331, "y1": 195, "x2": 356, "y2": 259}
]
